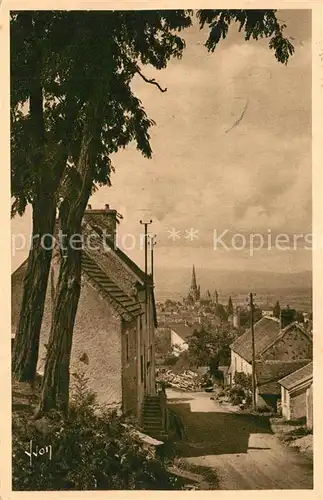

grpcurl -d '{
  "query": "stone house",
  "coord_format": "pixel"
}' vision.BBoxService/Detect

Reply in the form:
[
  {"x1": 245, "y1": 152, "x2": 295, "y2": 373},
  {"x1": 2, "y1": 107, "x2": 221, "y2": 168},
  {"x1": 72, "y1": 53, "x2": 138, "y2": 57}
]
[
  {"x1": 12, "y1": 206, "x2": 158, "y2": 425},
  {"x1": 168, "y1": 321, "x2": 201, "y2": 356},
  {"x1": 168, "y1": 322, "x2": 191, "y2": 356},
  {"x1": 255, "y1": 359, "x2": 311, "y2": 410},
  {"x1": 229, "y1": 316, "x2": 280, "y2": 381},
  {"x1": 279, "y1": 362, "x2": 313, "y2": 426},
  {"x1": 229, "y1": 315, "x2": 312, "y2": 409}
]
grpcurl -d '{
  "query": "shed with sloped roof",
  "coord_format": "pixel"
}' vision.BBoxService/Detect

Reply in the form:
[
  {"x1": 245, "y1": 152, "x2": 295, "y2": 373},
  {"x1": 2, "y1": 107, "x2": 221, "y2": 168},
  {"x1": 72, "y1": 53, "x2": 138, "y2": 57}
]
[{"x1": 279, "y1": 362, "x2": 313, "y2": 423}]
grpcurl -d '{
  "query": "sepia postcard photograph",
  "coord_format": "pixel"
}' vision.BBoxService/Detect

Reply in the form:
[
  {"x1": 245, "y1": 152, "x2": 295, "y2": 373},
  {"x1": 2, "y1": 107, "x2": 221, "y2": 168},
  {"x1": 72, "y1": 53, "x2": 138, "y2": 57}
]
[{"x1": 5, "y1": 2, "x2": 321, "y2": 495}]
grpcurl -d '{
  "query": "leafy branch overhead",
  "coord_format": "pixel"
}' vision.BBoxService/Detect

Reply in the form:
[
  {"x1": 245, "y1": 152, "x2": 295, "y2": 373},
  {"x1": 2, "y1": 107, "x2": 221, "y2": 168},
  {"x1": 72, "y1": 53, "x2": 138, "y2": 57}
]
[
  {"x1": 197, "y1": 9, "x2": 294, "y2": 64},
  {"x1": 10, "y1": 10, "x2": 193, "y2": 217},
  {"x1": 11, "y1": 10, "x2": 294, "y2": 218},
  {"x1": 11, "y1": 10, "x2": 294, "y2": 410}
]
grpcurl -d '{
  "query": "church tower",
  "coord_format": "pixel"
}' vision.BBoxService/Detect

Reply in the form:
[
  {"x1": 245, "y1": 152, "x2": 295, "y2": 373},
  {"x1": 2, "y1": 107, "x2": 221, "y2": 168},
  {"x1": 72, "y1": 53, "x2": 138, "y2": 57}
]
[
  {"x1": 191, "y1": 265, "x2": 197, "y2": 293},
  {"x1": 187, "y1": 265, "x2": 200, "y2": 303}
]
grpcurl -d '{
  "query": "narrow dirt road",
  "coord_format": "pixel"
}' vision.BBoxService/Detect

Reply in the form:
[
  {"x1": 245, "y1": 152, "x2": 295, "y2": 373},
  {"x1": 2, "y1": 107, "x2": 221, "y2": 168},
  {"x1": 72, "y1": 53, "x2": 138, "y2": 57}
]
[{"x1": 167, "y1": 389, "x2": 313, "y2": 490}]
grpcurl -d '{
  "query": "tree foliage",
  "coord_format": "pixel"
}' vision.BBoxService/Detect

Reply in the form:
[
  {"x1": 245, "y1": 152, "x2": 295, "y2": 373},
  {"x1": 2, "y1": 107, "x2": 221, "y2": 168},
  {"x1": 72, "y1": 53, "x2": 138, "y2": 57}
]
[
  {"x1": 11, "y1": 9, "x2": 294, "y2": 409},
  {"x1": 234, "y1": 371, "x2": 252, "y2": 390},
  {"x1": 13, "y1": 373, "x2": 181, "y2": 490},
  {"x1": 11, "y1": 9, "x2": 294, "y2": 216},
  {"x1": 214, "y1": 303, "x2": 228, "y2": 322},
  {"x1": 187, "y1": 324, "x2": 240, "y2": 370},
  {"x1": 197, "y1": 9, "x2": 294, "y2": 63},
  {"x1": 11, "y1": 10, "x2": 192, "y2": 388},
  {"x1": 273, "y1": 300, "x2": 281, "y2": 319}
]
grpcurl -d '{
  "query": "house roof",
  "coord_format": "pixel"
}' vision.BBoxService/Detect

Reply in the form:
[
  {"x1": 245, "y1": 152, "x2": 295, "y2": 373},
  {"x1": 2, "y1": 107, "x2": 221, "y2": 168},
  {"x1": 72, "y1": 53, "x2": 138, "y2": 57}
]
[
  {"x1": 262, "y1": 321, "x2": 311, "y2": 354},
  {"x1": 83, "y1": 209, "x2": 118, "y2": 228},
  {"x1": 168, "y1": 322, "x2": 201, "y2": 341},
  {"x1": 279, "y1": 362, "x2": 313, "y2": 391},
  {"x1": 303, "y1": 320, "x2": 313, "y2": 335},
  {"x1": 13, "y1": 211, "x2": 158, "y2": 327},
  {"x1": 83, "y1": 213, "x2": 157, "y2": 327},
  {"x1": 255, "y1": 360, "x2": 311, "y2": 395},
  {"x1": 230, "y1": 317, "x2": 312, "y2": 363},
  {"x1": 82, "y1": 251, "x2": 142, "y2": 322},
  {"x1": 83, "y1": 212, "x2": 152, "y2": 286},
  {"x1": 230, "y1": 316, "x2": 281, "y2": 362}
]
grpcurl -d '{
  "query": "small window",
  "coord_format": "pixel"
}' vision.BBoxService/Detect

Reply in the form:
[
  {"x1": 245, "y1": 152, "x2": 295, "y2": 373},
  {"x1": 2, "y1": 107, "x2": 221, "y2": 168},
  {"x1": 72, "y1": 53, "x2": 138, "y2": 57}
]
[
  {"x1": 79, "y1": 352, "x2": 89, "y2": 365},
  {"x1": 147, "y1": 345, "x2": 153, "y2": 369},
  {"x1": 140, "y1": 355, "x2": 144, "y2": 383},
  {"x1": 125, "y1": 334, "x2": 129, "y2": 362}
]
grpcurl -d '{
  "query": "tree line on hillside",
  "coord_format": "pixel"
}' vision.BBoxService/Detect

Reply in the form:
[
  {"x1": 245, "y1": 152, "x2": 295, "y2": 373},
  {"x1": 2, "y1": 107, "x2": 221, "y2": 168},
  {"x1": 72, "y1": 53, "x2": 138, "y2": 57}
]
[{"x1": 11, "y1": 10, "x2": 294, "y2": 419}]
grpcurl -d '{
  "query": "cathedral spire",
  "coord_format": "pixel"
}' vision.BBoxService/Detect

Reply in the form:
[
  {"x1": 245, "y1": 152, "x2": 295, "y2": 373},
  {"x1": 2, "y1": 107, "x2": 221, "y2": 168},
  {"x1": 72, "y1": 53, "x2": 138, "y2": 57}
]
[
  {"x1": 191, "y1": 264, "x2": 198, "y2": 291},
  {"x1": 186, "y1": 264, "x2": 200, "y2": 303}
]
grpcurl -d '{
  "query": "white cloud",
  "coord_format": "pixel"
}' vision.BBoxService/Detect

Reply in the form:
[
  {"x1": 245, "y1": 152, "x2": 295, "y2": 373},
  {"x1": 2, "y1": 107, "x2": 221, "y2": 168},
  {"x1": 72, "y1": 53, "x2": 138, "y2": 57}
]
[{"x1": 12, "y1": 11, "x2": 312, "y2": 276}]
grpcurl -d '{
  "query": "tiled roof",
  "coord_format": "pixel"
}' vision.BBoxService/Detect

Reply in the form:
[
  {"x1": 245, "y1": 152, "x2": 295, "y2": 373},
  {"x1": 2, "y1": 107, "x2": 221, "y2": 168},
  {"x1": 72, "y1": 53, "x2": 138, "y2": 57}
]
[
  {"x1": 14, "y1": 211, "x2": 157, "y2": 326},
  {"x1": 95, "y1": 238, "x2": 157, "y2": 327},
  {"x1": 82, "y1": 251, "x2": 142, "y2": 322},
  {"x1": 279, "y1": 362, "x2": 313, "y2": 390},
  {"x1": 256, "y1": 360, "x2": 311, "y2": 395},
  {"x1": 83, "y1": 213, "x2": 157, "y2": 327},
  {"x1": 83, "y1": 209, "x2": 118, "y2": 228},
  {"x1": 230, "y1": 316, "x2": 281, "y2": 362},
  {"x1": 12, "y1": 251, "x2": 143, "y2": 324},
  {"x1": 107, "y1": 239, "x2": 152, "y2": 286},
  {"x1": 303, "y1": 320, "x2": 313, "y2": 335},
  {"x1": 263, "y1": 321, "x2": 311, "y2": 353},
  {"x1": 168, "y1": 322, "x2": 202, "y2": 340},
  {"x1": 83, "y1": 212, "x2": 152, "y2": 286}
]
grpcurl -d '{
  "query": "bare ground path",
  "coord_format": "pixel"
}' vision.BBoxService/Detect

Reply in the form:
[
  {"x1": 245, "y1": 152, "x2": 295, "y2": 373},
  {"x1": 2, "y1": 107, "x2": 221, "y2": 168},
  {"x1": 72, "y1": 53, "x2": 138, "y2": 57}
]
[{"x1": 167, "y1": 389, "x2": 313, "y2": 490}]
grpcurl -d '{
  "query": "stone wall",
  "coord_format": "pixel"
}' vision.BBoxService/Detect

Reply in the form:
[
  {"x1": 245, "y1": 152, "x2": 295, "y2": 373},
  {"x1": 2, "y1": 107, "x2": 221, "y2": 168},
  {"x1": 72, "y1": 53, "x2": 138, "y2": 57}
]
[
  {"x1": 262, "y1": 325, "x2": 312, "y2": 361},
  {"x1": 13, "y1": 259, "x2": 123, "y2": 408},
  {"x1": 306, "y1": 384, "x2": 313, "y2": 429},
  {"x1": 121, "y1": 318, "x2": 139, "y2": 415},
  {"x1": 290, "y1": 389, "x2": 307, "y2": 421}
]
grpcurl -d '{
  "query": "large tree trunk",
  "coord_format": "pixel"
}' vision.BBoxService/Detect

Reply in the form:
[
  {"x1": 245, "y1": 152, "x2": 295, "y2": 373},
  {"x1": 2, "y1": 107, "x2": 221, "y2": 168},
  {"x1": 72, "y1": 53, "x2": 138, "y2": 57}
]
[
  {"x1": 12, "y1": 14, "x2": 77, "y2": 382},
  {"x1": 12, "y1": 13, "x2": 51, "y2": 382},
  {"x1": 12, "y1": 199, "x2": 56, "y2": 381},
  {"x1": 37, "y1": 229, "x2": 83, "y2": 414},
  {"x1": 12, "y1": 84, "x2": 69, "y2": 381},
  {"x1": 38, "y1": 118, "x2": 97, "y2": 416},
  {"x1": 12, "y1": 143, "x2": 70, "y2": 382}
]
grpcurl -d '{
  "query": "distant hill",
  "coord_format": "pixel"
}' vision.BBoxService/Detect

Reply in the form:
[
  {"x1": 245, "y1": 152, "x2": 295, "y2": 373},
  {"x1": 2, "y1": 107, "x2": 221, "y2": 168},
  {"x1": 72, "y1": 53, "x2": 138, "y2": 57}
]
[{"x1": 154, "y1": 267, "x2": 312, "y2": 305}]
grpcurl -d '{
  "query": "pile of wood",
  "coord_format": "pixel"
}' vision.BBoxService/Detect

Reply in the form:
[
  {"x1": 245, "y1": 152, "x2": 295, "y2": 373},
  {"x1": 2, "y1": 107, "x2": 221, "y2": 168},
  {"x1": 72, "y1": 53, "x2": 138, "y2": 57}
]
[{"x1": 156, "y1": 368, "x2": 202, "y2": 391}]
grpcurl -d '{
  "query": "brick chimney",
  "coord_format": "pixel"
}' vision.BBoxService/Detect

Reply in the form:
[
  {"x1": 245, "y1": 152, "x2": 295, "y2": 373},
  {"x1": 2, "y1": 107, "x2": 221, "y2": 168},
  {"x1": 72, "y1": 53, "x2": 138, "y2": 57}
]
[
  {"x1": 84, "y1": 204, "x2": 118, "y2": 246},
  {"x1": 280, "y1": 307, "x2": 296, "y2": 330}
]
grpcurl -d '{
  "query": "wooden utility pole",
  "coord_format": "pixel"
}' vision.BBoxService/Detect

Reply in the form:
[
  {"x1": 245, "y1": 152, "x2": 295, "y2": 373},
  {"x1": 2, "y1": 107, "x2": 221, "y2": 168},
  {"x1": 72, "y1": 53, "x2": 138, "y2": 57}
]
[
  {"x1": 149, "y1": 234, "x2": 156, "y2": 284},
  {"x1": 140, "y1": 220, "x2": 152, "y2": 324},
  {"x1": 250, "y1": 292, "x2": 257, "y2": 411},
  {"x1": 140, "y1": 220, "x2": 152, "y2": 276}
]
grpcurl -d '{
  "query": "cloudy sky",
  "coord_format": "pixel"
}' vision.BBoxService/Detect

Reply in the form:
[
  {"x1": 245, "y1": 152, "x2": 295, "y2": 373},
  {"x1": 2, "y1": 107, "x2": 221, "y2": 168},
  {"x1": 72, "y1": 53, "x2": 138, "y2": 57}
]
[{"x1": 12, "y1": 9, "x2": 312, "y2": 278}]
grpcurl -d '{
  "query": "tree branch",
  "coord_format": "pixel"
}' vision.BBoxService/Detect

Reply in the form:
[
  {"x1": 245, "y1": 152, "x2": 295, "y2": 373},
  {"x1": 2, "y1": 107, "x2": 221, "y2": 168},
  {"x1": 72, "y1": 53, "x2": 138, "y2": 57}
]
[{"x1": 136, "y1": 68, "x2": 167, "y2": 93}]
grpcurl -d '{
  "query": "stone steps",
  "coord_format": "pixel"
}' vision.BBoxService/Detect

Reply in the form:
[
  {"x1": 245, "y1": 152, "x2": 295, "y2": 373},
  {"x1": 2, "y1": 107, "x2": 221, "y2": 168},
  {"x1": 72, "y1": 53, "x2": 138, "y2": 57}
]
[{"x1": 141, "y1": 395, "x2": 167, "y2": 439}]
